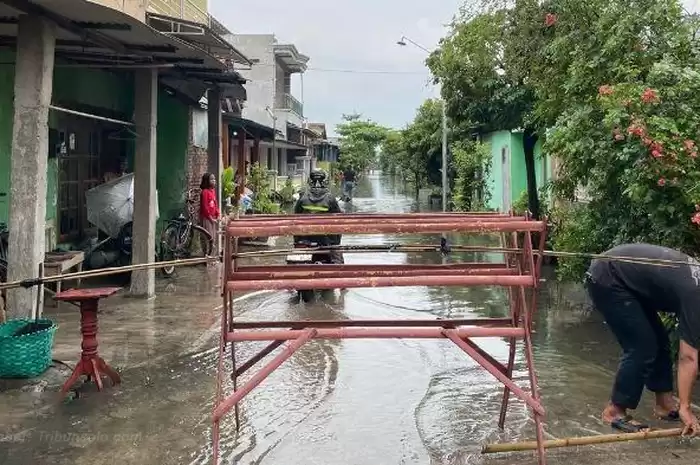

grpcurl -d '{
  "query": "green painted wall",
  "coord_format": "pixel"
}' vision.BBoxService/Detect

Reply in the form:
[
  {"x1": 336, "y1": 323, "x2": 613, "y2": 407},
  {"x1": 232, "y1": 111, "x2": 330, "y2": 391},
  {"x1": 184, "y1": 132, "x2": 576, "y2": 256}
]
[
  {"x1": 0, "y1": 55, "x2": 191, "y2": 242},
  {"x1": 156, "y1": 89, "x2": 189, "y2": 233},
  {"x1": 0, "y1": 53, "x2": 13, "y2": 226},
  {"x1": 483, "y1": 130, "x2": 549, "y2": 212},
  {"x1": 483, "y1": 130, "x2": 510, "y2": 211}
]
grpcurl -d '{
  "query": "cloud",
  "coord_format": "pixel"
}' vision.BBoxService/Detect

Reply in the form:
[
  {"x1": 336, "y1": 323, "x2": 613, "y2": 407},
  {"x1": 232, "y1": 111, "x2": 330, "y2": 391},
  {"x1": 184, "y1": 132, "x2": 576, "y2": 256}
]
[{"x1": 210, "y1": 0, "x2": 460, "y2": 135}]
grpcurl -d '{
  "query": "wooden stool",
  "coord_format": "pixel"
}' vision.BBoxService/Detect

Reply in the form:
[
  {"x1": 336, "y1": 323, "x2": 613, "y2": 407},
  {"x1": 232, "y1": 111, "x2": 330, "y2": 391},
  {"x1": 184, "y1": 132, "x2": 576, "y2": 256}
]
[{"x1": 55, "y1": 287, "x2": 121, "y2": 398}]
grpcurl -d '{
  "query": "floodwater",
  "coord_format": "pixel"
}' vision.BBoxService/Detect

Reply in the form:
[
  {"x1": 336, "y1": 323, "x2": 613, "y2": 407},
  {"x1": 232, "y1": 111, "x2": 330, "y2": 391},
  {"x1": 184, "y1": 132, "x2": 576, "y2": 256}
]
[{"x1": 1, "y1": 175, "x2": 699, "y2": 465}]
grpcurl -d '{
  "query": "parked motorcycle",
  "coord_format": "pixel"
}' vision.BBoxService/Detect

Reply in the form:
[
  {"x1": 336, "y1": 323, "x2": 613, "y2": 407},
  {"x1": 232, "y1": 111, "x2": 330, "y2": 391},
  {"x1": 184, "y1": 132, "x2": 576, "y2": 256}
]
[{"x1": 285, "y1": 239, "x2": 332, "y2": 302}]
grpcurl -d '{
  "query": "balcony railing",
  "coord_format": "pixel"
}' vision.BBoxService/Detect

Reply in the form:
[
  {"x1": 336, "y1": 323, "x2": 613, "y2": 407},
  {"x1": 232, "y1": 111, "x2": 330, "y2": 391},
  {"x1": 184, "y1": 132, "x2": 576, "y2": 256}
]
[
  {"x1": 276, "y1": 93, "x2": 304, "y2": 117},
  {"x1": 148, "y1": 0, "x2": 210, "y2": 26}
]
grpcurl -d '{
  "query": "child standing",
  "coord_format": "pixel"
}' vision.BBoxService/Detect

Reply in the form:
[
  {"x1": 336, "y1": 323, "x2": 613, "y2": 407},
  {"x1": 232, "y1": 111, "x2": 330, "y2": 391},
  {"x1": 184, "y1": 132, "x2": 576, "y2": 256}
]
[{"x1": 199, "y1": 173, "x2": 219, "y2": 257}]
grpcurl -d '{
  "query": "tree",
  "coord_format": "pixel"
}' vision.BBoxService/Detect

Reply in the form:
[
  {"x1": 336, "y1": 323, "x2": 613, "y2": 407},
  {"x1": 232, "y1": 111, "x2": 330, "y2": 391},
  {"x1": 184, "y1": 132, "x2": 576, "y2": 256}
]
[
  {"x1": 379, "y1": 130, "x2": 406, "y2": 176},
  {"x1": 427, "y1": 8, "x2": 542, "y2": 217},
  {"x1": 403, "y1": 99, "x2": 445, "y2": 188},
  {"x1": 336, "y1": 114, "x2": 388, "y2": 173},
  {"x1": 534, "y1": 0, "x2": 700, "y2": 280},
  {"x1": 451, "y1": 140, "x2": 492, "y2": 211}
]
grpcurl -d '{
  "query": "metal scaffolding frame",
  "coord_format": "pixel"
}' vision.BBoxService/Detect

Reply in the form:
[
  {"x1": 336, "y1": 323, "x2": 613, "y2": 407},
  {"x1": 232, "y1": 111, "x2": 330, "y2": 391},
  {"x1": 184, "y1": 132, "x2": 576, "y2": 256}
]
[{"x1": 212, "y1": 212, "x2": 549, "y2": 465}]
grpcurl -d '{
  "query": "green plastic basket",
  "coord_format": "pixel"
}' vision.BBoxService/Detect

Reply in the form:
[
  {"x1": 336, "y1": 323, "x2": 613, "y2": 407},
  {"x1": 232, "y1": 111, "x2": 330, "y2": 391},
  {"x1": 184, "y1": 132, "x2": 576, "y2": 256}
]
[{"x1": 0, "y1": 318, "x2": 57, "y2": 378}]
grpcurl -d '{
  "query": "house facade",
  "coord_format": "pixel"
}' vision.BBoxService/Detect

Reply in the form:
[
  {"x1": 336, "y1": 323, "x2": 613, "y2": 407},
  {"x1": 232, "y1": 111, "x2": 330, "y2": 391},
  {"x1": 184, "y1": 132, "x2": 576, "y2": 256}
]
[
  {"x1": 482, "y1": 130, "x2": 553, "y2": 213},
  {"x1": 0, "y1": 0, "x2": 246, "y2": 318},
  {"x1": 224, "y1": 34, "x2": 310, "y2": 186}
]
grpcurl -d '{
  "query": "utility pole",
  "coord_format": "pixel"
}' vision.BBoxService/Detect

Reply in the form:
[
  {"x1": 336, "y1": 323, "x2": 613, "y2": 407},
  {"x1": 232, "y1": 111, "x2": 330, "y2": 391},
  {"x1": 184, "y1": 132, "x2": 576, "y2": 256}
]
[
  {"x1": 397, "y1": 36, "x2": 449, "y2": 212},
  {"x1": 441, "y1": 100, "x2": 447, "y2": 212}
]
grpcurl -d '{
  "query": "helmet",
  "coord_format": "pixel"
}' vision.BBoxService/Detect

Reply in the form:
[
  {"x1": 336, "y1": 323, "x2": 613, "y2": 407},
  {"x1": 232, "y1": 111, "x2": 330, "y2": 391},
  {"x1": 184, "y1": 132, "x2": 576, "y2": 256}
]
[{"x1": 307, "y1": 169, "x2": 329, "y2": 201}]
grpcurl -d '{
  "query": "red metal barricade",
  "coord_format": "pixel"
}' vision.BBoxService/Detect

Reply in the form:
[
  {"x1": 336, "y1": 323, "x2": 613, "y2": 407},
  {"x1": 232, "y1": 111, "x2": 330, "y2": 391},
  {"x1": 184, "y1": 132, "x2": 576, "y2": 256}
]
[{"x1": 213, "y1": 212, "x2": 548, "y2": 464}]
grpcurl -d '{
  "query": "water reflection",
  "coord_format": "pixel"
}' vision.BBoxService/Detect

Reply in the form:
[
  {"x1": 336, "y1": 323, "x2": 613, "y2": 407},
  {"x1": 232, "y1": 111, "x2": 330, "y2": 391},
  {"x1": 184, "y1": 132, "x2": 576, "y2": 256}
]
[{"x1": 6, "y1": 175, "x2": 699, "y2": 465}]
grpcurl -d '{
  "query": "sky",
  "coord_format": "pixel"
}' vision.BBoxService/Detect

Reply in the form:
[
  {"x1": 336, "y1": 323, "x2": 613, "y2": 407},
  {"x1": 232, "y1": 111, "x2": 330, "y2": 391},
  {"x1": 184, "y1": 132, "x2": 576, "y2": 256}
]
[
  {"x1": 211, "y1": 0, "x2": 700, "y2": 137},
  {"x1": 210, "y1": 0, "x2": 461, "y2": 136}
]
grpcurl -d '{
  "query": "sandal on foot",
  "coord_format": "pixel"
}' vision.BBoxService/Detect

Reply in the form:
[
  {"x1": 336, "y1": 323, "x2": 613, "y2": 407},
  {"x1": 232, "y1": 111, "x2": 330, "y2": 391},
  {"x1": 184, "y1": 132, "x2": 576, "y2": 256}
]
[
  {"x1": 655, "y1": 410, "x2": 680, "y2": 422},
  {"x1": 611, "y1": 416, "x2": 650, "y2": 433}
]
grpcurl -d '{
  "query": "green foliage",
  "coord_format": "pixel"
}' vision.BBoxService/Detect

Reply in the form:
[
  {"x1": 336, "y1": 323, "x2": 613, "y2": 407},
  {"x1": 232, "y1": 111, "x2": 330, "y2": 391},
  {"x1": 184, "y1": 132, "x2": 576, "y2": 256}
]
[
  {"x1": 278, "y1": 177, "x2": 296, "y2": 205},
  {"x1": 452, "y1": 140, "x2": 492, "y2": 211},
  {"x1": 378, "y1": 100, "x2": 447, "y2": 197},
  {"x1": 427, "y1": 5, "x2": 542, "y2": 215},
  {"x1": 336, "y1": 114, "x2": 389, "y2": 173},
  {"x1": 540, "y1": 1, "x2": 700, "y2": 279},
  {"x1": 427, "y1": 9, "x2": 534, "y2": 133},
  {"x1": 247, "y1": 163, "x2": 276, "y2": 214},
  {"x1": 221, "y1": 167, "x2": 235, "y2": 201}
]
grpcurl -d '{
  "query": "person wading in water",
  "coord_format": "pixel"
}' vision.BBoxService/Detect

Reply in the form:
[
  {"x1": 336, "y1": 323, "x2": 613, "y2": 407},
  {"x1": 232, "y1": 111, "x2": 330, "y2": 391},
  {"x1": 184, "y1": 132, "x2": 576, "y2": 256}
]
[{"x1": 585, "y1": 243, "x2": 700, "y2": 435}]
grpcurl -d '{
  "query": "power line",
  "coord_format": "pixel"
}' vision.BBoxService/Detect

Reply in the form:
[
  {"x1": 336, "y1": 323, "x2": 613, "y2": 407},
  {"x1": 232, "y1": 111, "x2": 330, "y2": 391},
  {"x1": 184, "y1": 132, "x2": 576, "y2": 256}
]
[{"x1": 235, "y1": 63, "x2": 430, "y2": 75}]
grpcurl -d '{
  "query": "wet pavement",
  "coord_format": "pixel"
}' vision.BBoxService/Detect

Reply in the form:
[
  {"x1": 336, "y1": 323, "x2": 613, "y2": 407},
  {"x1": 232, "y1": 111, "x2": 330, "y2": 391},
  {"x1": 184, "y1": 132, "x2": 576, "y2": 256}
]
[{"x1": 1, "y1": 175, "x2": 699, "y2": 465}]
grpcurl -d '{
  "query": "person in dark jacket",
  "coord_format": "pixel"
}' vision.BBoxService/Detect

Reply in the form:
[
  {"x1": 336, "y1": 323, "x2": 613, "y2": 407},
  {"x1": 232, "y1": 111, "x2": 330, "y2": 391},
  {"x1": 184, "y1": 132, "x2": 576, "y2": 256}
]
[
  {"x1": 585, "y1": 243, "x2": 700, "y2": 436},
  {"x1": 293, "y1": 169, "x2": 344, "y2": 264},
  {"x1": 341, "y1": 167, "x2": 356, "y2": 201}
]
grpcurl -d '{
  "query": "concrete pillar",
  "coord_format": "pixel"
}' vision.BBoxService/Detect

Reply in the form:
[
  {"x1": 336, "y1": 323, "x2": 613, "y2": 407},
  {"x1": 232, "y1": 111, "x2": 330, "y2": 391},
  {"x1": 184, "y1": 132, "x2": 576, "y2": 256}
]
[
  {"x1": 235, "y1": 130, "x2": 246, "y2": 200},
  {"x1": 252, "y1": 137, "x2": 260, "y2": 165},
  {"x1": 6, "y1": 16, "x2": 55, "y2": 319},
  {"x1": 207, "y1": 86, "x2": 222, "y2": 204},
  {"x1": 129, "y1": 69, "x2": 158, "y2": 297}
]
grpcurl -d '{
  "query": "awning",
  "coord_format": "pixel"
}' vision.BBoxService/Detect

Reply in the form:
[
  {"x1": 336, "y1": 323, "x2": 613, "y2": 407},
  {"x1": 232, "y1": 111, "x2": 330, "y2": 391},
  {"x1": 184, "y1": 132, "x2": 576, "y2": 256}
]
[
  {"x1": 224, "y1": 115, "x2": 275, "y2": 141},
  {"x1": 146, "y1": 12, "x2": 252, "y2": 66},
  {"x1": 274, "y1": 140, "x2": 309, "y2": 151},
  {"x1": 0, "y1": 0, "x2": 237, "y2": 91}
]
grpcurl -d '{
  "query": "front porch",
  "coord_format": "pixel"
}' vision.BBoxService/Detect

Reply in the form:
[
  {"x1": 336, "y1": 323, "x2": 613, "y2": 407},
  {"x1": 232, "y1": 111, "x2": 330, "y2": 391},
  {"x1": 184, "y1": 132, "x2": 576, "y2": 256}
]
[{"x1": 0, "y1": 0, "x2": 244, "y2": 319}]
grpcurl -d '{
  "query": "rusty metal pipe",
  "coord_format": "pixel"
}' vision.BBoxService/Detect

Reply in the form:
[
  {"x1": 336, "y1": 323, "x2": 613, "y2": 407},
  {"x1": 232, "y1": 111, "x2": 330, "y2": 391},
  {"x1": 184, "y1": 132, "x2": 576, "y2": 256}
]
[
  {"x1": 236, "y1": 263, "x2": 509, "y2": 273},
  {"x1": 235, "y1": 212, "x2": 514, "y2": 220},
  {"x1": 226, "y1": 326, "x2": 525, "y2": 342},
  {"x1": 230, "y1": 318, "x2": 514, "y2": 329},
  {"x1": 226, "y1": 274, "x2": 534, "y2": 291},
  {"x1": 231, "y1": 268, "x2": 517, "y2": 280},
  {"x1": 234, "y1": 340, "x2": 285, "y2": 378},
  {"x1": 444, "y1": 330, "x2": 545, "y2": 416},
  {"x1": 213, "y1": 328, "x2": 317, "y2": 422},
  {"x1": 227, "y1": 220, "x2": 546, "y2": 238},
  {"x1": 230, "y1": 215, "x2": 528, "y2": 224}
]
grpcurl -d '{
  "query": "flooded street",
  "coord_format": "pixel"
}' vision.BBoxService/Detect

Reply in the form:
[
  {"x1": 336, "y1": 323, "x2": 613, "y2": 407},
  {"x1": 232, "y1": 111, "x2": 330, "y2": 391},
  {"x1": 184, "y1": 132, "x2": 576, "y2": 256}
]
[{"x1": 2, "y1": 175, "x2": 699, "y2": 465}]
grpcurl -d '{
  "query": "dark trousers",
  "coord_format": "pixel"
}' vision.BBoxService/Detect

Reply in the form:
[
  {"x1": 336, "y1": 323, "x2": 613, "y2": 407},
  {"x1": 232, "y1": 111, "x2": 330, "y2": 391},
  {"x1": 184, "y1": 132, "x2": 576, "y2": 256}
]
[{"x1": 585, "y1": 275, "x2": 673, "y2": 410}]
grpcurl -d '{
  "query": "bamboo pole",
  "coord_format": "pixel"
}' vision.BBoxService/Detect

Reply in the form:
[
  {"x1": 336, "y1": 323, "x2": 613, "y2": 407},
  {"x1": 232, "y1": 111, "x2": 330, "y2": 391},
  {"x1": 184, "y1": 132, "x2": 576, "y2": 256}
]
[
  {"x1": 0, "y1": 256, "x2": 217, "y2": 292},
  {"x1": 481, "y1": 428, "x2": 684, "y2": 454}
]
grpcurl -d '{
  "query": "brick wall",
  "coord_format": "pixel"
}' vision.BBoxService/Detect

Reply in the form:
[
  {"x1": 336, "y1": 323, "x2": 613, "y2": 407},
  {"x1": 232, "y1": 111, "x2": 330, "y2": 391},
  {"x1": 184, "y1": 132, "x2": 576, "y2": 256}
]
[{"x1": 186, "y1": 108, "x2": 208, "y2": 209}]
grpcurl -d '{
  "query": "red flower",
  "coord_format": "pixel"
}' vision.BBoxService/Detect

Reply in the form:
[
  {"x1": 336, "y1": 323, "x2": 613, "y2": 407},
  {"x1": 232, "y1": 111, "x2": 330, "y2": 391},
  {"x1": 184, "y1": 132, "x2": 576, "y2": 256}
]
[
  {"x1": 652, "y1": 150, "x2": 663, "y2": 158},
  {"x1": 657, "y1": 178, "x2": 666, "y2": 186},
  {"x1": 692, "y1": 151, "x2": 698, "y2": 158},
  {"x1": 544, "y1": 13, "x2": 557, "y2": 27},
  {"x1": 692, "y1": 212, "x2": 700, "y2": 225},
  {"x1": 614, "y1": 133, "x2": 625, "y2": 141},
  {"x1": 684, "y1": 139, "x2": 696, "y2": 151},
  {"x1": 627, "y1": 123, "x2": 646, "y2": 137},
  {"x1": 641, "y1": 88, "x2": 659, "y2": 103},
  {"x1": 598, "y1": 85, "x2": 614, "y2": 96}
]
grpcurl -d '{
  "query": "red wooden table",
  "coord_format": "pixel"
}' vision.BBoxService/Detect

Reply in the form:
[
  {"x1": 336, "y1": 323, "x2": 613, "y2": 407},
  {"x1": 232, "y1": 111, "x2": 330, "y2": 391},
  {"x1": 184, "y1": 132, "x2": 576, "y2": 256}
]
[{"x1": 54, "y1": 287, "x2": 121, "y2": 398}]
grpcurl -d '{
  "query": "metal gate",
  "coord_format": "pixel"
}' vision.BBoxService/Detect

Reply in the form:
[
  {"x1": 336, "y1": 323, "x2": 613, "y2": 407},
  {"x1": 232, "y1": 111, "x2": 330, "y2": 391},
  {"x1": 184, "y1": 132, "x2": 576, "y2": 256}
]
[{"x1": 213, "y1": 211, "x2": 548, "y2": 464}]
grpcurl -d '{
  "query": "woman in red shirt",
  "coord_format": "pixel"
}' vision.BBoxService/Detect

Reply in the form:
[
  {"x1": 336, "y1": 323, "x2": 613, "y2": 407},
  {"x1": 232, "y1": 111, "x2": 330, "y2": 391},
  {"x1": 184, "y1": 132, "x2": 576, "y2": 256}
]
[{"x1": 199, "y1": 173, "x2": 219, "y2": 256}]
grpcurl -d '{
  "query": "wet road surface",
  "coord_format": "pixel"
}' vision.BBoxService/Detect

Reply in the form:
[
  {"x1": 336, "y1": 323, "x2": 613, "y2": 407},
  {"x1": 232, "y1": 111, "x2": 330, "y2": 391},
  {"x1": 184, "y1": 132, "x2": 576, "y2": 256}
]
[{"x1": 1, "y1": 175, "x2": 699, "y2": 465}]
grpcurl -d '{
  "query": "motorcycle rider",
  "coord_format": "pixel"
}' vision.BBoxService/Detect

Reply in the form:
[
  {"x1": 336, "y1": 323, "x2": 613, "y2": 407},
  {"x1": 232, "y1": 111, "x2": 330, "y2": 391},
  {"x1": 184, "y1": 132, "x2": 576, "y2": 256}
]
[
  {"x1": 293, "y1": 168, "x2": 344, "y2": 264},
  {"x1": 341, "y1": 166, "x2": 356, "y2": 201}
]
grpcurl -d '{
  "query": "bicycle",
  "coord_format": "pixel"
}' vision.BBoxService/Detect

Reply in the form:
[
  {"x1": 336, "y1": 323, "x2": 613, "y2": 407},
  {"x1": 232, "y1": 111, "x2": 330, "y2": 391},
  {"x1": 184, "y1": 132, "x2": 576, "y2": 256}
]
[
  {"x1": 159, "y1": 188, "x2": 214, "y2": 277},
  {"x1": 0, "y1": 221, "x2": 7, "y2": 265}
]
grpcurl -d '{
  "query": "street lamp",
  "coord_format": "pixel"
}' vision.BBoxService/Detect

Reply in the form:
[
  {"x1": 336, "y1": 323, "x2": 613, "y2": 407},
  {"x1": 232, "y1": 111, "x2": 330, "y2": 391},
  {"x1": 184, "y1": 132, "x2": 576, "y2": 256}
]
[{"x1": 397, "y1": 36, "x2": 449, "y2": 213}]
